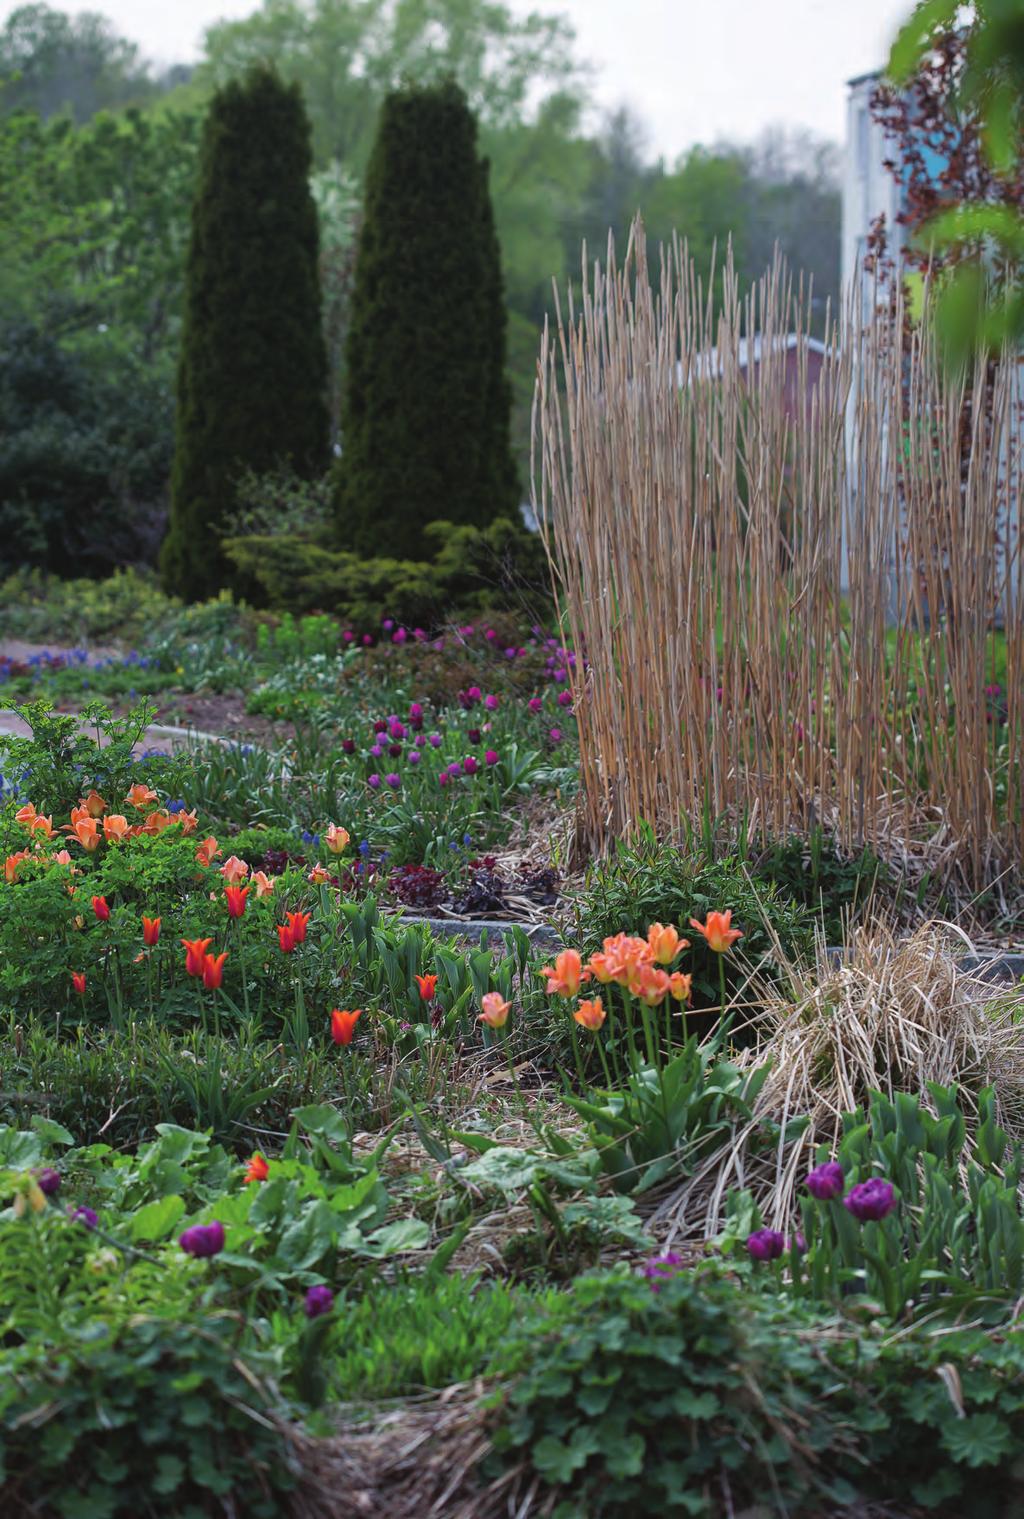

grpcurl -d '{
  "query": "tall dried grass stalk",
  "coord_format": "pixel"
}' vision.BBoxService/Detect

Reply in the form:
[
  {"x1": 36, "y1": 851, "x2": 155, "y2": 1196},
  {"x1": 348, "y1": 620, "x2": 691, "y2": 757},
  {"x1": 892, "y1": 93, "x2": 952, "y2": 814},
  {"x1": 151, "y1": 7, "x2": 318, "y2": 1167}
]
[{"x1": 533, "y1": 220, "x2": 1023, "y2": 897}]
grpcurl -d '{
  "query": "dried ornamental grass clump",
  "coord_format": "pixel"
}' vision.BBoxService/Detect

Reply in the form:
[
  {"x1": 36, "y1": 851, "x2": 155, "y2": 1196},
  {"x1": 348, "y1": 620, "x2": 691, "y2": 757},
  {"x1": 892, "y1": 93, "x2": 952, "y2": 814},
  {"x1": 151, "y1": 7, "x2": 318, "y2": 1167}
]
[{"x1": 656, "y1": 922, "x2": 1024, "y2": 1237}]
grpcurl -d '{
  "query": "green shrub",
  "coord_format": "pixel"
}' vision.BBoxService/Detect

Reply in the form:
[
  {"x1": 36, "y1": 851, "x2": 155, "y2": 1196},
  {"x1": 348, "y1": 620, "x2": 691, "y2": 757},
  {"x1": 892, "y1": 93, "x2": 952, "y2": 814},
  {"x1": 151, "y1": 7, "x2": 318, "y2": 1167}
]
[
  {"x1": 492, "y1": 1266, "x2": 1024, "y2": 1517},
  {"x1": 337, "y1": 79, "x2": 519, "y2": 558},
  {"x1": 222, "y1": 515, "x2": 550, "y2": 626},
  {"x1": 163, "y1": 66, "x2": 328, "y2": 601},
  {"x1": 750, "y1": 828, "x2": 890, "y2": 942}
]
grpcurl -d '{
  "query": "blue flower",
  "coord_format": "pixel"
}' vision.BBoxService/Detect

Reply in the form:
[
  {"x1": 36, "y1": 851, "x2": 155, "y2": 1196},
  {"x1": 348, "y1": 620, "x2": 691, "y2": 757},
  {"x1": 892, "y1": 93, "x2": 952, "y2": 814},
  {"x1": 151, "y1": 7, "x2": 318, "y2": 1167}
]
[
  {"x1": 358, "y1": 840, "x2": 370, "y2": 856},
  {"x1": 167, "y1": 800, "x2": 186, "y2": 814}
]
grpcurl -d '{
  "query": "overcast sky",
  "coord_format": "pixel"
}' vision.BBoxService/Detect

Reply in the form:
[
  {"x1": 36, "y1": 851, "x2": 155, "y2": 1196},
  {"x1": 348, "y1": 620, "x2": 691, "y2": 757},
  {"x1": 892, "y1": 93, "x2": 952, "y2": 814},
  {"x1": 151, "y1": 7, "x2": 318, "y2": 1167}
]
[{"x1": 3, "y1": 0, "x2": 912, "y2": 157}]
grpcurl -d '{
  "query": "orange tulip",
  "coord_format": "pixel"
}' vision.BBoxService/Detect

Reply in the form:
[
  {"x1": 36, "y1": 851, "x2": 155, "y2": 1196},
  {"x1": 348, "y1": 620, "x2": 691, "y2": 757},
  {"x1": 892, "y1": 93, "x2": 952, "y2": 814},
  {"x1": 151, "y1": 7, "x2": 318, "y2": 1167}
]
[
  {"x1": 224, "y1": 885, "x2": 249, "y2": 919},
  {"x1": 71, "y1": 971, "x2": 86, "y2": 996},
  {"x1": 415, "y1": 972, "x2": 438, "y2": 1001},
  {"x1": 14, "y1": 803, "x2": 37, "y2": 828},
  {"x1": 29, "y1": 814, "x2": 54, "y2": 839},
  {"x1": 586, "y1": 933, "x2": 653, "y2": 987},
  {"x1": 182, "y1": 936, "x2": 213, "y2": 977},
  {"x1": 631, "y1": 964, "x2": 672, "y2": 1007},
  {"x1": 689, "y1": 910, "x2": 743, "y2": 954},
  {"x1": 330, "y1": 1008, "x2": 362, "y2": 1046},
  {"x1": 647, "y1": 922, "x2": 688, "y2": 966},
  {"x1": 82, "y1": 790, "x2": 107, "y2": 818},
  {"x1": 4, "y1": 850, "x2": 30, "y2": 883},
  {"x1": 539, "y1": 948, "x2": 586, "y2": 998},
  {"x1": 251, "y1": 870, "x2": 275, "y2": 898},
  {"x1": 142, "y1": 915, "x2": 161, "y2": 947},
  {"x1": 324, "y1": 824, "x2": 350, "y2": 855},
  {"x1": 244, "y1": 1153, "x2": 270, "y2": 1184},
  {"x1": 195, "y1": 837, "x2": 220, "y2": 868},
  {"x1": 103, "y1": 814, "x2": 130, "y2": 843},
  {"x1": 202, "y1": 951, "x2": 228, "y2": 990},
  {"x1": 573, "y1": 997, "x2": 606, "y2": 1031},
  {"x1": 176, "y1": 808, "x2": 199, "y2": 835},
  {"x1": 478, "y1": 992, "x2": 511, "y2": 1029},
  {"x1": 220, "y1": 855, "x2": 249, "y2": 885},
  {"x1": 52, "y1": 849, "x2": 73, "y2": 867},
  {"x1": 286, "y1": 910, "x2": 310, "y2": 945},
  {"x1": 125, "y1": 783, "x2": 158, "y2": 808},
  {"x1": 91, "y1": 895, "x2": 110, "y2": 922},
  {"x1": 70, "y1": 818, "x2": 101, "y2": 852},
  {"x1": 308, "y1": 863, "x2": 331, "y2": 885},
  {"x1": 669, "y1": 971, "x2": 693, "y2": 1004},
  {"x1": 68, "y1": 803, "x2": 89, "y2": 829},
  {"x1": 143, "y1": 809, "x2": 174, "y2": 835}
]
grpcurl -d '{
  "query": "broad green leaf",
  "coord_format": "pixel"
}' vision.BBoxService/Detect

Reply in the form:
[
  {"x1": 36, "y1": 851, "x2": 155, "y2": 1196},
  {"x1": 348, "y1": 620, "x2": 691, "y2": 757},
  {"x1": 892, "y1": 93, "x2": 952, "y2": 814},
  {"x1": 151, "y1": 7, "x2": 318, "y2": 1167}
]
[{"x1": 129, "y1": 1194, "x2": 185, "y2": 1242}]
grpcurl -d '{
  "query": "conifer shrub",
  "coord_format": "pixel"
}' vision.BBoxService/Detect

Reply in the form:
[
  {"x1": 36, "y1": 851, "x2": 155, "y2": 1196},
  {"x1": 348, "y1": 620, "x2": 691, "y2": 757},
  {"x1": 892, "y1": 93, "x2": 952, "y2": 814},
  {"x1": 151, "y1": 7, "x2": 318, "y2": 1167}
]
[
  {"x1": 161, "y1": 66, "x2": 328, "y2": 601},
  {"x1": 337, "y1": 80, "x2": 519, "y2": 559}
]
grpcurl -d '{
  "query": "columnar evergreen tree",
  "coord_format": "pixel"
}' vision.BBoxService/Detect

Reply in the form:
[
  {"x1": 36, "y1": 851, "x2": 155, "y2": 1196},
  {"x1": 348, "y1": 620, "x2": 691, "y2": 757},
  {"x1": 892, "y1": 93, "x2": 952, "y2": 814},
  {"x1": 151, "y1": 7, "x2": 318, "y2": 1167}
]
[
  {"x1": 162, "y1": 66, "x2": 328, "y2": 600},
  {"x1": 338, "y1": 80, "x2": 519, "y2": 559}
]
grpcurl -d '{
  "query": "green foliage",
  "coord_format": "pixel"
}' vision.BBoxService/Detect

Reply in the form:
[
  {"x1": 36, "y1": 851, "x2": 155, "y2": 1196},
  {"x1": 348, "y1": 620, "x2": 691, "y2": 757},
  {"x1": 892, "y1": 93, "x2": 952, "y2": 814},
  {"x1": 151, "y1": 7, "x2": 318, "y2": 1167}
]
[
  {"x1": 0, "y1": 698, "x2": 190, "y2": 820},
  {"x1": 223, "y1": 513, "x2": 549, "y2": 623},
  {"x1": 326, "y1": 1271, "x2": 535, "y2": 1400},
  {"x1": 0, "y1": 321, "x2": 173, "y2": 576},
  {"x1": 0, "y1": 3, "x2": 164, "y2": 120},
  {"x1": 337, "y1": 79, "x2": 519, "y2": 559},
  {"x1": 163, "y1": 66, "x2": 328, "y2": 601},
  {"x1": 492, "y1": 1265, "x2": 1024, "y2": 1517},
  {"x1": 728, "y1": 1083, "x2": 1024, "y2": 1321},
  {"x1": 566, "y1": 1037, "x2": 780, "y2": 1195},
  {"x1": 750, "y1": 829, "x2": 889, "y2": 942},
  {"x1": 568, "y1": 827, "x2": 814, "y2": 1013},
  {"x1": 0, "y1": 1306, "x2": 300, "y2": 1518}
]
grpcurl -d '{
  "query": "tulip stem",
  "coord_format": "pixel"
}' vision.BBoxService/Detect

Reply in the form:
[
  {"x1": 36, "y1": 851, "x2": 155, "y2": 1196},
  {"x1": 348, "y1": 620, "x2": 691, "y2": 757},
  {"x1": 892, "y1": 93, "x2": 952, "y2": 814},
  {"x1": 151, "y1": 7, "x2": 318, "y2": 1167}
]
[
  {"x1": 234, "y1": 919, "x2": 250, "y2": 1022},
  {"x1": 718, "y1": 956, "x2": 727, "y2": 1029}
]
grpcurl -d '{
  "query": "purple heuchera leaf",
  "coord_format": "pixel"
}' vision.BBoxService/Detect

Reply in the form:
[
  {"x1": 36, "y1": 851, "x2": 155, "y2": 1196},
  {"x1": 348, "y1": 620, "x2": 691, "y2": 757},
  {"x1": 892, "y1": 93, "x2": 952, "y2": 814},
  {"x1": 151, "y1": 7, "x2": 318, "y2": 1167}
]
[
  {"x1": 806, "y1": 1161, "x2": 844, "y2": 1200},
  {"x1": 844, "y1": 1178, "x2": 897, "y2": 1222}
]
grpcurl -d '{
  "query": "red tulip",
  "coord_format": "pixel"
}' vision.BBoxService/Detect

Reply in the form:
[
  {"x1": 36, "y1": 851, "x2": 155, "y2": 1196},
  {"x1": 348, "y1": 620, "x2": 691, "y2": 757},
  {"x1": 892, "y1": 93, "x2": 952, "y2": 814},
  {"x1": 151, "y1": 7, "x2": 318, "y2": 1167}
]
[
  {"x1": 71, "y1": 971, "x2": 86, "y2": 996},
  {"x1": 202, "y1": 950, "x2": 228, "y2": 990},
  {"x1": 224, "y1": 885, "x2": 249, "y2": 919},
  {"x1": 286, "y1": 910, "x2": 311, "y2": 945},
  {"x1": 330, "y1": 1008, "x2": 362, "y2": 1046},
  {"x1": 142, "y1": 915, "x2": 161, "y2": 947},
  {"x1": 91, "y1": 895, "x2": 110, "y2": 922},
  {"x1": 182, "y1": 937, "x2": 213, "y2": 977}
]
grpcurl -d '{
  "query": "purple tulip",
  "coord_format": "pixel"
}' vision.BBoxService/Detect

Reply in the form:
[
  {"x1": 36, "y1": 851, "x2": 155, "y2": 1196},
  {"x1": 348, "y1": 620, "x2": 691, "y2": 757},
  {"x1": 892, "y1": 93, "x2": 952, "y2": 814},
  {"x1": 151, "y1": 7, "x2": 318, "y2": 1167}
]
[
  {"x1": 438, "y1": 771, "x2": 449, "y2": 787},
  {"x1": 179, "y1": 1221, "x2": 225, "y2": 1258},
  {"x1": 642, "y1": 1250, "x2": 685, "y2": 1291},
  {"x1": 557, "y1": 689, "x2": 573, "y2": 707},
  {"x1": 373, "y1": 719, "x2": 387, "y2": 734},
  {"x1": 484, "y1": 749, "x2": 499, "y2": 766},
  {"x1": 746, "y1": 1228, "x2": 786, "y2": 1261},
  {"x1": 342, "y1": 630, "x2": 354, "y2": 643},
  {"x1": 409, "y1": 702, "x2": 424, "y2": 722},
  {"x1": 382, "y1": 618, "x2": 394, "y2": 631},
  {"x1": 428, "y1": 733, "x2": 443, "y2": 749},
  {"x1": 341, "y1": 738, "x2": 356, "y2": 754},
  {"x1": 806, "y1": 1161, "x2": 845, "y2": 1201},
  {"x1": 367, "y1": 773, "x2": 381, "y2": 790},
  {"x1": 385, "y1": 773, "x2": 401, "y2": 790},
  {"x1": 528, "y1": 697, "x2": 543, "y2": 713},
  {"x1": 388, "y1": 744, "x2": 402, "y2": 758},
  {"x1": 844, "y1": 1178, "x2": 897, "y2": 1222},
  {"x1": 467, "y1": 728, "x2": 481, "y2": 744},
  {"x1": 304, "y1": 1284, "x2": 335, "y2": 1319},
  {"x1": 36, "y1": 1168, "x2": 61, "y2": 1197},
  {"x1": 484, "y1": 694, "x2": 499, "y2": 711},
  {"x1": 463, "y1": 756, "x2": 479, "y2": 776},
  {"x1": 392, "y1": 628, "x2": 406, "y2": 644},
  {"x1": 69, "y1": 1205, "x2": 98, "y2": 1229},
  {"x1": 549, "y1": 728, "x2": 562, "y2": 744},
  {"x1": 446, "y1": 762, "x2": 462, "y2": 778},
  {"x1": 370, "y1": 744, "x2": 384, "y2": 758},
  {"x1": 389, "y1": 721, "x2": 406, "y2": 739},
  {"x1": 408, "y1": 750, "x2": 420, "y2": 765}
]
